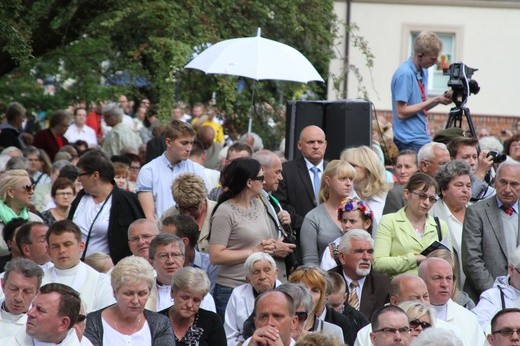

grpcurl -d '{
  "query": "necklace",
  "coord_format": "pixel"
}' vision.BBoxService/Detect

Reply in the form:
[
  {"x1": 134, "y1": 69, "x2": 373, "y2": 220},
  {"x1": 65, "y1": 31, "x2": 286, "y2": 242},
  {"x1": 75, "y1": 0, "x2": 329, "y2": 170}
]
[
  {"x1": 113, "y1": 314, "x2": 142, "y2": 336},
  {"x1": 170, "y1": 310, "x2": 201, "y2": 343}
]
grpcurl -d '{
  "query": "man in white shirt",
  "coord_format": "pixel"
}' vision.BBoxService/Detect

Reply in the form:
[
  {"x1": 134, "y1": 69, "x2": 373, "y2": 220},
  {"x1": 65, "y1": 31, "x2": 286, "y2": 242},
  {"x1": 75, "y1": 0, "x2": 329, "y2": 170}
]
[
  {"x1": 64, "y1": 108, "x2": 98, "y2": 148},
  {"x1": 145, "y1": 233, "x2": 215, "y2": 312},
  {"x1": 0, "y1": 258, "x2": 43, "y2": 340},
  {"x1": 41, "y1": 220, "x2": 115, "y2": 313},
  {"x1": 243, "y1": 290, "x2": 298, "y2": 346},
  {"x1": 369, "y1": 305, "x2": 411, "y2": 346},
  {"x1": 418, "y1": 257, "x2": 486, "y2": 346},
  {"x1": 7, "y1": 283, "x2": 81, "y2": 345}
]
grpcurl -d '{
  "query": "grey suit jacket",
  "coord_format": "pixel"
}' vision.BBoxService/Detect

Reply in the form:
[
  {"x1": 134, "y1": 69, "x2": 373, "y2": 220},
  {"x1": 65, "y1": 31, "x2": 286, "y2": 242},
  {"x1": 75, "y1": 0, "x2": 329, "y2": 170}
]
[
  {"x1": 382, "y1": 184, "x2": 404, "y2": 215},
  {"x1": 461, "y1": 196, "x2": 515, "y2": 300}
]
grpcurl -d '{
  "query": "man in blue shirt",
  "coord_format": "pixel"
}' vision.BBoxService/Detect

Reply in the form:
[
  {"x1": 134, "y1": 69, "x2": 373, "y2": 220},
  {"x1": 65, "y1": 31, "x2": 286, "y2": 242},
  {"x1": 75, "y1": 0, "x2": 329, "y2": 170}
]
[{"x1": 391, "y1": 31, "x2": 452, "y2": 152}]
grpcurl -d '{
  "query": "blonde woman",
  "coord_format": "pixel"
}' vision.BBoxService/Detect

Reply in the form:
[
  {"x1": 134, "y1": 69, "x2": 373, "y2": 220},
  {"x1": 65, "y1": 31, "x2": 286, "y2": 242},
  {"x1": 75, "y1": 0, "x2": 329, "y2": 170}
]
[
  {"x1": 300, "y1": 160, "x2": 356, "y2": 266},
  {"x1": 340, "y1": 146, "x2": 389, "y2": 224}
]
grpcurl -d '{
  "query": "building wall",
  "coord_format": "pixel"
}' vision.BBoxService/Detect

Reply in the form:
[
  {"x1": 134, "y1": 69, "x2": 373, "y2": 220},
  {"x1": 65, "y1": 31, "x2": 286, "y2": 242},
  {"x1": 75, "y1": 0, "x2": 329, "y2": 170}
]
[{"x1": 328, "y1": 0, "x2": 520, "y2": 129}]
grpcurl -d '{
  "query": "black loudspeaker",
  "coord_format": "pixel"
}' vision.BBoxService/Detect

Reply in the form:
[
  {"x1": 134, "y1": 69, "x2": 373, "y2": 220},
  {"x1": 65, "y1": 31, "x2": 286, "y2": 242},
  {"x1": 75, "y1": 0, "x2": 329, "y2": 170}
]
[
  {"x1": 285, "y1": 101, "x2": 325, "y2": 161},
  {"x1": 285, "y1": 100, "x2": 372, "y2": 161},
  {"x1": 323, "y1": 100, "x2": 372, "y2": 160}
]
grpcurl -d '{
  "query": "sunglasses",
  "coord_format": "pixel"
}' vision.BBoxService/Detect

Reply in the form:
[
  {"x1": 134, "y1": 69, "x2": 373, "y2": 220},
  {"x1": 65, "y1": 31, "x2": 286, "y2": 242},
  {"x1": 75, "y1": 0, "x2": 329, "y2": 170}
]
[
  {"x1": 409, "y1": 319, "x2": 432, "y2": 330},
  {"x1": 251, "y1": 175, "x2": 264, "y2": 182},
  {"x1": 295, "y1": 311, "x2": 308, "y2": 322},
  {"x1": 17, "y1": 184, "x2": 35, "y2": 193}
]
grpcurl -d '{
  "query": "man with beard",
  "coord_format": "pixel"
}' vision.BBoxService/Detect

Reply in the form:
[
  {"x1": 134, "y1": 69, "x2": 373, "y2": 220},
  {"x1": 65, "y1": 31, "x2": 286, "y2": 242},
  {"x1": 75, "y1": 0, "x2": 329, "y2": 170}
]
[{"x1": 330, "y1": 229, "x2": 390, "y2": 320}]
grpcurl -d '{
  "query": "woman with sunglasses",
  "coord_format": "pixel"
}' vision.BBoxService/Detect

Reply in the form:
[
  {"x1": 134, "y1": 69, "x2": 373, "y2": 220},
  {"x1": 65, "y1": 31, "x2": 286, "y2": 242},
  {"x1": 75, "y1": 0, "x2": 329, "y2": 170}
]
[
  {"x1": 300, "y1": 160, "x2": 356, "y2": 267},
  {"x1": 0, "y1": 169, "x2": 42, "y2": 255},
  {"x1": 398, "y1": 301, "x2": 435, "y2": 339},
  {"x1": 320, "y1": 198, "x2": 375, "y2": 270},
  {"x1": 209, "y1": 158, "x2": 279, "y2": 320},
  {"x1": 373, "y1": 172, "x2": 449, "y2": 277}
]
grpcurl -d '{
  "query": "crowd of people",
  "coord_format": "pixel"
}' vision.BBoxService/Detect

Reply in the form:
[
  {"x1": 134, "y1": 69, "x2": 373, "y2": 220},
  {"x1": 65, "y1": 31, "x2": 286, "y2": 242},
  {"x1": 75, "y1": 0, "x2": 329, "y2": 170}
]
[{"x1": 1, "y1": 33, "x2": 520, "y2": 346}]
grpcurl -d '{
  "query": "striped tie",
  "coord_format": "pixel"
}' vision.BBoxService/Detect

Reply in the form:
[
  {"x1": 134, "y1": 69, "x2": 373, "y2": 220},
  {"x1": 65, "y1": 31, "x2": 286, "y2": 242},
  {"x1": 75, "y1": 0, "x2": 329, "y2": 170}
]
[{"x1": 348, "y1": 281, "x2": 360, "y2": 310}]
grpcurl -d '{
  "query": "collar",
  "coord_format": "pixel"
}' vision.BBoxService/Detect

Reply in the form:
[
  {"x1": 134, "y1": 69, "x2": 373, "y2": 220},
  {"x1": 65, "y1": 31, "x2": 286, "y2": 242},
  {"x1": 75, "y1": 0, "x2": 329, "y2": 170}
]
[
  {"x1": 342, "y1": 269, "x2": 367, "y2": 287},
  {"x1": 160, "y1": 153, "x2": 188, "y2": 171},
  {"x1": 303, "y1": 158, "x2": 324, "y2": 172},
  {"x1": 496, "y1": 198, "x2": 519, "y2": 214}
]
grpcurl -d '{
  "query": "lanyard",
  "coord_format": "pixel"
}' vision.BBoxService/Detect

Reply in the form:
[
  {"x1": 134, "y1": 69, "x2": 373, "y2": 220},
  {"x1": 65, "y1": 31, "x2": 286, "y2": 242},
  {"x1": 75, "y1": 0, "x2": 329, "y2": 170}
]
[{"x1": 417, "y1": 77, "x2": 428, "y2": 117}]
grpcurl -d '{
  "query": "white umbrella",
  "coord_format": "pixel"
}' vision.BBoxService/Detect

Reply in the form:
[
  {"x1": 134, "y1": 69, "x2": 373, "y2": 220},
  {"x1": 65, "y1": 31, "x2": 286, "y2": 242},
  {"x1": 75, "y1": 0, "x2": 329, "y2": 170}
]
[
  {"x1": 185, "y1": 28, "x2": 324, "y2": 83},
  {"x1": 185, "y1": 28, "x2": 324, "y2": 132}
]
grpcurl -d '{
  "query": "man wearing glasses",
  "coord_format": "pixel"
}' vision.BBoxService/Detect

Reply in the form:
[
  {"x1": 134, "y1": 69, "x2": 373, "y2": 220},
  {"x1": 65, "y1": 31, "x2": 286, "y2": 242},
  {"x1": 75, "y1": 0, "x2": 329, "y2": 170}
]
[
  {"x1": 487, "y1": 308, "x2": 520, "y2": 346},
  {"x1": 369, "y1": 305, "x2": 411, "y2": 346},
  {"x1": 145, "y1": 233, "x2": 215, "y2": 312},
  {"x1": 127, "y1": 218, "x2": 159, "y2": 260}
]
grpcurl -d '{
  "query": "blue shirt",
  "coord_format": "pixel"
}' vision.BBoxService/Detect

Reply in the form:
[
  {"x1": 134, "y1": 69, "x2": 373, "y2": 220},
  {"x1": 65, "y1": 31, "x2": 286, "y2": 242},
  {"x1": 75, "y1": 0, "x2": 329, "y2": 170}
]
[{"x1": 391, "y1": 57, "x2": 431, "y2": 145}]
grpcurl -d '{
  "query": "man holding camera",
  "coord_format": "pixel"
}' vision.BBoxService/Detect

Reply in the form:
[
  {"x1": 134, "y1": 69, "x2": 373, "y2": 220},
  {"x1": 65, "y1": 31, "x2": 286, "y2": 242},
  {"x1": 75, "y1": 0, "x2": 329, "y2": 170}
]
[
  {"x1": 391, "y1": 31, "x2": 453, "y2": 152},
  {"x1": 447, "y1": 137, "x2": 496, "y2": 200}
]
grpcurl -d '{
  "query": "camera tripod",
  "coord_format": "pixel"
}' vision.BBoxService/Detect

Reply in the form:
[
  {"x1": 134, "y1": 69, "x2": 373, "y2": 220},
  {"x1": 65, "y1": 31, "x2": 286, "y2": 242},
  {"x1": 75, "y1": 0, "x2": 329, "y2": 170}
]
[{"x1": 444, "y1": 105, "x2": 477, "y2": 139}]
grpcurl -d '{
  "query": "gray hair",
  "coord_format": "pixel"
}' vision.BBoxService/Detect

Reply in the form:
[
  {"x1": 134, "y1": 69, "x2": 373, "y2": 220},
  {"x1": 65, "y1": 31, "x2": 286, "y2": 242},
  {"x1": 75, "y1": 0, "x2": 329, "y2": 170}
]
[
  {"x1": 479, "y1": 136, "x2": 504, "y2": 153},
  {"x1": 276, "y1": 283, "x2": 314, "y2": 314},
  {"x1": 127, "y1": 218, "x2": 159, "y2": 239},
  {"x1": 417, "y1": 142, "x2": 447, "y2": 163},
  {"x1": 496, "y1": 160, "x2": 520, "y2": 178},
  {"x1": 410, "y1": 327, "x2": 463, "y2": 346},
  {"x1": 338, "y1": 229, "x2": 374, "y2": 253},
  {"x1": 6, "y1": 156, "x2": 28, "y2": 171},
  {"x1": 111, "y1": 255, "x2": 155, "y2": 292},
  {"x1": 244, "y1": 252, "x2": 276, "y2": 276},
  {"x1": 252, "y1": 149, "x2": 279, "y2": 169},
  {"x1": 1, "y1": 146, "x2": 23, "y2": 157},
  {"x1": 435, "y1": 160, "x2": 474, "y2": 194},
  {"x1": 171, "y1": 267, "x2": 210, "y2": 297},
  {"x1": 102, "y1": 102, "x2": 124, "y2": 122},
  {"x1": 237, "y1": 132, "x2": 264, "y2": 152},
  {"x1": 51, "y1": 160, "x2": 73, "y2": 174},
  {"x1": 148, "y1": 233, "x2": 185, "y2": 259},
  {"x1": 4, "y1": 258, "x2": 44, "y2": 289}
]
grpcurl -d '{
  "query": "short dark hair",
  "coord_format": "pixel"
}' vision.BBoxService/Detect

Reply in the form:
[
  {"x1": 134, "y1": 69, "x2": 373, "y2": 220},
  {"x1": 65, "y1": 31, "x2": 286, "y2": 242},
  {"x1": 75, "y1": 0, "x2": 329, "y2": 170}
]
[
  {"x1": 5, "y1": 102, "x2": 26, "y2": 122},
  {"x1": 189, "y1": 139, "x2": 205, "y2": 157},
  {"x1": 76, "y1": 150, "x2": 115, "y2": 183},
  {"x1": 447, "y1": 137, "x2": 479, "y2": 158},
  {"x1": 4, "y1": 258, "x2": 44, "y2": 288},
  {"x1": 405, "y1": 172, "x2": 438, "y2": 194},
  {"x1": 2, "y1": 218, "x2": 27, "y2": 245},
  {"x1": 163, "y1": 214, "x2": 199, "y2": 248},
  {"x1": 51, "y1": 177, "x2": 76, "y2": 197},
  {"x1": 491, "y1": 308, "x2": 520, "y2": 332},
  {"x1": 148, "y1": 233, "x2": 185, "y2": 259},
  {"x1": 371, "y1": 305, "x2": 408, "y2": 331},
  {"x1": 226, "y1": 142, "x2": 253, "y2": 160},
  {"x1": 49, "y1": 110, "x2": 71, "y2": 128},
  {"x1": 46, "y1": 220, "x2": 82, "y2": 244},
  {"x1": 16, "y1": 221, "x2": 47, "y2": 254},
  {"x1": 57, "y1": 165, "x2": 79, "y2": 181},
  {"x1": 39, "y1": 283, "x2": 81, "y2": 328}
]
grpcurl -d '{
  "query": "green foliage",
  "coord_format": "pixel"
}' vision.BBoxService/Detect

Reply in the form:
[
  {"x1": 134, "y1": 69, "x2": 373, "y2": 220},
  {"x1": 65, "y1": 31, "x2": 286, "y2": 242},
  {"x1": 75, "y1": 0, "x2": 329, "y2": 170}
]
[{"x1": 0, "y1": 0, "x2": 336, "y2": 145}]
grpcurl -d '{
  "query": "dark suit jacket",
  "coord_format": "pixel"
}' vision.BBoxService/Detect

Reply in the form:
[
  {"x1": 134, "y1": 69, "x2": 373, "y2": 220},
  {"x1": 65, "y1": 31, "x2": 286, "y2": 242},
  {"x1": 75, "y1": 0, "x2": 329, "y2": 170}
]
[
  {"x1": 33, "y1": 128, "x2": 68, "y2": 161},
  {"x1": 462, "y1": 195, "x2": 514, "y2": 301},
  {"x1": 330, "y1": 266, "x2": 391, "y2": 320},
  {"x1": 382, "y1": 184, "x2": 405, "y2": 215},
  {"x1": 272, "y1": 156, "x2": 321, "y2": 231},
  {"x1": 68, "y1": 186, "x2": 145, "y2": 264}
]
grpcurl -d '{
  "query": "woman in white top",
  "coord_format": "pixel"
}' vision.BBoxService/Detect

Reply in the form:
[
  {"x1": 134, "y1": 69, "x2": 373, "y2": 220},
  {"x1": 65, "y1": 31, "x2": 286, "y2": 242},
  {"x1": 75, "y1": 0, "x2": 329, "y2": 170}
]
[{"x1": 84, "y1": 256, "x2": 174, "y2": 345}]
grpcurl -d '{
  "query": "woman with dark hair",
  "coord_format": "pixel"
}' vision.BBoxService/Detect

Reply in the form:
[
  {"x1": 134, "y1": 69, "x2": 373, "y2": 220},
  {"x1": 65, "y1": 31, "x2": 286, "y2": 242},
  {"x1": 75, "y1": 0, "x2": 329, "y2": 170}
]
[
  {"x1": 209, "y1": 157, "x2": 278, "y2": 319},
  {"x1": 373, "y1": 172, "x2": 449, "y2": 277},
  {"x1": 139, "y1": 106, "x2": 158, "y2": 144},
  {"x1": 68, "y1": 150, "x2": 144, "y2": 264},
  {"x1": 40, "y1": 177, "x2": 76, "y2": 225}
]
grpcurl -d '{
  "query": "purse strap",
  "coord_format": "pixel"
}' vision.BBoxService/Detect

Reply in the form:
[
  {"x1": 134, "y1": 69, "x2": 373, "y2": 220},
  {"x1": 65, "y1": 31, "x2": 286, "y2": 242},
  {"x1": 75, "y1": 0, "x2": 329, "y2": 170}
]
[
  {"x1": 434, "y1": 216, "x2": 442, "y2": 241},
  {"x1": 81, "y1": 190, "x2": 113, "y2": 261}
]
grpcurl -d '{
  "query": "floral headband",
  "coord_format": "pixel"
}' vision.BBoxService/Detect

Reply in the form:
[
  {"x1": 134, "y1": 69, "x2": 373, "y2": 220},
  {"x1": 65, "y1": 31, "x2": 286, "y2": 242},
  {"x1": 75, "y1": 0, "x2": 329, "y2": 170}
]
[{"x1": 337, "y1": 198, "x2": 374, "y2": 221}]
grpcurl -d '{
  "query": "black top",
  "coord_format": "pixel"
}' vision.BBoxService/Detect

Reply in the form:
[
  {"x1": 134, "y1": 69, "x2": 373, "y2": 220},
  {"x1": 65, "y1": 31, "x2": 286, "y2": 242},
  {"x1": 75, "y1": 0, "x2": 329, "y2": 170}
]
[{"x1": 158, "y1": 307, "x2": 226, "y2": 346}]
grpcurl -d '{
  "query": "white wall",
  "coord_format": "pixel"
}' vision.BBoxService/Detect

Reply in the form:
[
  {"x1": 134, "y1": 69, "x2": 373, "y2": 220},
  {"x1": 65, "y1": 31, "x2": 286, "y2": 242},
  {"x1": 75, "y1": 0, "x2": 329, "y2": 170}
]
[{"x1": 328, "y1": 1, "x2": 520, "y2": 116}]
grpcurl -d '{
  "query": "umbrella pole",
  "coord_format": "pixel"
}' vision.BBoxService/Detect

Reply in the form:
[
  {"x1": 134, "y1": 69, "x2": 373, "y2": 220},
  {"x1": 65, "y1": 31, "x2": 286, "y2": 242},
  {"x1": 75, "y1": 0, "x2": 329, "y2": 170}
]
[{"x1": 247, "y1": 80, "x2": 256, "y2": 134}]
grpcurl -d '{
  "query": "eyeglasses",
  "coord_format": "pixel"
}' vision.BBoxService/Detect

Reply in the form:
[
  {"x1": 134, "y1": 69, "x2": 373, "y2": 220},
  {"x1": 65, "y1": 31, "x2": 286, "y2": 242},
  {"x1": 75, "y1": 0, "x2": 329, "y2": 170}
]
[
  {"x1": 492, "y1": 328, "x2": 520, "y2": 337},
  {"x1": 514, "y1": 267, "x2": 520, "y2": 275},
  {"x1": 251, "y1": 175, "x2": 264, "y2": 182},
  {"x1": 409, "y1": 319, "x2": 432, "y2": 330},
  {"x1": 295, "y1": 311, "x2": 308, "y2": 322},
  {"x1": 76, "y1": 314, "x2": 86, "y2": 323},
  {"x1": 78, "y1": 172, "x2": 91, "y2": 177},
  {"x1": 175, "y1": 203, "x2": 200, "y2": 214},
  {"x1": 17, "y1": 184, "x2": 35, "y2": 193},
  {"x1": 129, "y1": 166, "x2": 140, "y2": 171},
  {"x1": 55, "y1": 192, "x2": 74, "y2": 197},
  {"x1": 128, "y1": 234, "x2": 156, "y2": 243},
  {"x1": 373, "y1": 327, "x2": 411, "y2": 335},
  {"x1": 155, "y1": 252, "x2": 184, "y2": 262},
  {"x1": 410, "y1": 191, "x2": 438, "y2": 204}
]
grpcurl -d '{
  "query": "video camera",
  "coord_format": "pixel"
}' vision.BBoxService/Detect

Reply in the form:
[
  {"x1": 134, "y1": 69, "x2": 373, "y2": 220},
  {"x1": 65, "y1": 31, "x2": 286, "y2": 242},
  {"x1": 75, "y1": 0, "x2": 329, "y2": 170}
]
[{"x1": 444, "y1": 62, "x2": 480, "y2": 106}]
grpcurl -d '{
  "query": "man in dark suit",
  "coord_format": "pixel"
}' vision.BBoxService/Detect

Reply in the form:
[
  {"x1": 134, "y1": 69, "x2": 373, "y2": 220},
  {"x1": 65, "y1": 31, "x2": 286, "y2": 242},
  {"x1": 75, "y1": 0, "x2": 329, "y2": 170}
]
[
  {"x1": 273, "y1": 125, "x2": 327, "y2": 232},
  {"x1": 462, "y1": 161, "x2": 520, "y2": 301},
  {"x1": 330, "y1": 229, "x2": 390, "y2": 320}
]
